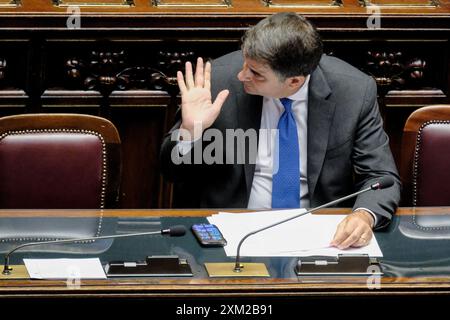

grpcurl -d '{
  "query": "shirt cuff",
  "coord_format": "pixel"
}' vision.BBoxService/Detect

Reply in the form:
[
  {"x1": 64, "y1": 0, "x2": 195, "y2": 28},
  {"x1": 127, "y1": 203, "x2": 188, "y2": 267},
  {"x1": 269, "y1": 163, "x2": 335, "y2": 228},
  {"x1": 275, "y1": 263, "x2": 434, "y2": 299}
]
[
  {"x1": 176, "y1": 130, "x2": 200, "y2": 156},
  {"x1": 354, "y1": 207, "x2": 378, "y2": 229},
  {"x1": 177, "y1": 140, "x2": 194, "y2": 156}
]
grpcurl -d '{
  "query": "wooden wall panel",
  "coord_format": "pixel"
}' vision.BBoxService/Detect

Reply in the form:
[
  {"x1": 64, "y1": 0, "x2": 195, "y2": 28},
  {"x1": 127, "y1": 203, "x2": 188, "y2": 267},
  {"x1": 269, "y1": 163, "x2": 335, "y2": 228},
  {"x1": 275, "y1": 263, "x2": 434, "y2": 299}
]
[{"x1": 0, "y1": 0, "x2": 449, "y2": 207}]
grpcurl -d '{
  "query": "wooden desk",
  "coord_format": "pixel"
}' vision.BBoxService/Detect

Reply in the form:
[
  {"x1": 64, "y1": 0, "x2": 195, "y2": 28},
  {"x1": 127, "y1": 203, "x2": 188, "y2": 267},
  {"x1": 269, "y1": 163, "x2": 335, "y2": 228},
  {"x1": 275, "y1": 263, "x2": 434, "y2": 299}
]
[{"x1": 0, "y1": 206, "x2": 449, "y2": 315}]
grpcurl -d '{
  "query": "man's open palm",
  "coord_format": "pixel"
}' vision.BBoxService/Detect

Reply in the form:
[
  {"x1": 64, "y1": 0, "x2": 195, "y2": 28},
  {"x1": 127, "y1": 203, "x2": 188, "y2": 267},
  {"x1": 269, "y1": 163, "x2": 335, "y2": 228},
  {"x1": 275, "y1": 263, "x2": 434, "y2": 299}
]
[{"x1": 177, "y1": 57, "x2": 229, "y2": 140}]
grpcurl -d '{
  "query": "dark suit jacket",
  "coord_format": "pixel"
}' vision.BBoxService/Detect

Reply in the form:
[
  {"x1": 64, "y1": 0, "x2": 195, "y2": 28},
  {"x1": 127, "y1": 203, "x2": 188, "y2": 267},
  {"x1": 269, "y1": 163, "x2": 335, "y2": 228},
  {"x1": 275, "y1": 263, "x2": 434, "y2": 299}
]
[{"x1": 161, "y1": 51, "x2": 401, "y2": 229}]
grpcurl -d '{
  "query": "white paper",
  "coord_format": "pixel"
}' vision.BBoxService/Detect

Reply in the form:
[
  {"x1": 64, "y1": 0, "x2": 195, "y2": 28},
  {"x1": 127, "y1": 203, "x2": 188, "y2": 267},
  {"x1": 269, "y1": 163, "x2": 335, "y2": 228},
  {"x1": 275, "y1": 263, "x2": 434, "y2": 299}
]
[
  {"x1": 24, "y1": 258, "x2": 106, "y2": 279},
  {"x1": 208, "y1": 209, "x2": 383, "y2": 258}
]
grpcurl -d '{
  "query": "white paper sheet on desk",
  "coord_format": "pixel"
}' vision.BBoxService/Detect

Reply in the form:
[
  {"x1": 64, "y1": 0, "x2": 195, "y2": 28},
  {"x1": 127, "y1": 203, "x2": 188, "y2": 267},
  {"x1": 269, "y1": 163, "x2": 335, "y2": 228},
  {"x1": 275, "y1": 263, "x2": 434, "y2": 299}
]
[
  {"x1": 24, "y1": 258, "x2": 106, "y2": 279},
  {"x1": 208, "y1": 209, "x2": 383, "y2": 257}
]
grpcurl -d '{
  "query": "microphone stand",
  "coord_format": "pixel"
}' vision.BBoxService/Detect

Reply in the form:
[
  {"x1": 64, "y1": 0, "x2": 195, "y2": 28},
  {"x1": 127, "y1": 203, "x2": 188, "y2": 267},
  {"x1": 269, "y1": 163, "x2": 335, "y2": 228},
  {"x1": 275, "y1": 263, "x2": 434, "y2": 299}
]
[
  {"x1": 2, "y1": 227, "x2": 185, "y2": 276},
  {"x1": 233, "y1": 180, "x2": 388, "y2": 273},
  {"x1": 234, "y1": 186, "x2": 371, "y2": 272}
]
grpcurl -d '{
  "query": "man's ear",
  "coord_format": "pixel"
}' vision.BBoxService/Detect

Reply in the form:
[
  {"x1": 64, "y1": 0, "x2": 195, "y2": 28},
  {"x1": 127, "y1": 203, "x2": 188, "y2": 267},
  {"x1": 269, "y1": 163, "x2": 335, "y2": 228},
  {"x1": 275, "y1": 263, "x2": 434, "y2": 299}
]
[{"x1": 287, "y1": 76, "x2": 306, "y2": 89}]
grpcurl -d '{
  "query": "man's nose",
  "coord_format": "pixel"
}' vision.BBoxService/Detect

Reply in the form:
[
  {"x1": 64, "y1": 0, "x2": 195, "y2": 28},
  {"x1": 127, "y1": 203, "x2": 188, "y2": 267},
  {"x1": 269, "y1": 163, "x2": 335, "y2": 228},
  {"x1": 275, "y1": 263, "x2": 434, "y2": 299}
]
[{"x1": 237, "y1": 65, "x2": 251, "y2": 82}]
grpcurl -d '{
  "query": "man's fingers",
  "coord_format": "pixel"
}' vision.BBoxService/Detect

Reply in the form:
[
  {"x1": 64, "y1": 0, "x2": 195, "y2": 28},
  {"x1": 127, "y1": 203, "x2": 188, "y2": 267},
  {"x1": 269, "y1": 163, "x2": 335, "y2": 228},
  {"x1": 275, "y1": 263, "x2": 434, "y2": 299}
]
[
  {"x1": 331, "y1": 211, "x2": 375, "y2": 249},
  {"x1": 352, "y1": 231, "x2": 373, "y2": 248},
  {"x1": 211, "y1": 89, "x2": 229, "y2": 112},
  {"x1": 177, "y1": 71, "x2": 187, "y2": 94},
  {"x1": 336, "y1": 222, "x2": 373, "y2": 249},
  {"x1": 330, "y1": 220, "x2": 347, "y2": 247},
  {"x1": 194, "y1": 57, "x2": 204, "y2": 88},
  {"x1": 336, "y1": 228, "x2": 363, "y2": 249},
  {"x1": 185, "y1": 61, "x2": 195, "y2": 88},
  {"x1": 204, "y1": 61, "x2": 211, "y2": 91}
]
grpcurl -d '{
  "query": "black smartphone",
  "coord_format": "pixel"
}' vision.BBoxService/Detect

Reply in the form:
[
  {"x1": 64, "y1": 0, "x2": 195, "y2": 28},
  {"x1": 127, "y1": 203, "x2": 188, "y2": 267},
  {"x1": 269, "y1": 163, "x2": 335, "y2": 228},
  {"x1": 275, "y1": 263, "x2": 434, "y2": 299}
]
[{"x1": 191, "y1": 223, "x2": 227, "y2": 247}]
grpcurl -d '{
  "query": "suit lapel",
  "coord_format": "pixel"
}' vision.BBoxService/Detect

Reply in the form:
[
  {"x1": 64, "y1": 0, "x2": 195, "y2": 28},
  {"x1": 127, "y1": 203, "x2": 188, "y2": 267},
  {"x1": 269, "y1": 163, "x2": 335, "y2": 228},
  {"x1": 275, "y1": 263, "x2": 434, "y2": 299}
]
[
  {"x1": 233, "y1": 62, "x2": 336, "y2": 202},
  {"x1": 307, "y1": 65, "x2": 336, "y2": 198},
  {"x1": 236, "y1": 92, "x2": 262, "y2": 197}
]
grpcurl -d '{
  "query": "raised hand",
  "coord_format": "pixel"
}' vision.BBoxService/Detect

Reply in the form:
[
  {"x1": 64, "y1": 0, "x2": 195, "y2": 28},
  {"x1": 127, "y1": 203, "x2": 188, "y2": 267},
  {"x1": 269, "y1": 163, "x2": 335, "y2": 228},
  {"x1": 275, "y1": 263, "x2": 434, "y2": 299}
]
[{"x1": 177, "y1": 57, "x2": 229, "y2": 141}]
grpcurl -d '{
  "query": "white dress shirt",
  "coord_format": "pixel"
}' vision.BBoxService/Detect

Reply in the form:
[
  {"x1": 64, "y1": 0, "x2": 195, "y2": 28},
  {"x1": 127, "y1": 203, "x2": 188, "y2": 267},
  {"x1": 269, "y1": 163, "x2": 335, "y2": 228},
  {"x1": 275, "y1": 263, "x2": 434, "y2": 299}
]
[{"x1": 248, "y1": 76, "x2": 311, "y2": 209}]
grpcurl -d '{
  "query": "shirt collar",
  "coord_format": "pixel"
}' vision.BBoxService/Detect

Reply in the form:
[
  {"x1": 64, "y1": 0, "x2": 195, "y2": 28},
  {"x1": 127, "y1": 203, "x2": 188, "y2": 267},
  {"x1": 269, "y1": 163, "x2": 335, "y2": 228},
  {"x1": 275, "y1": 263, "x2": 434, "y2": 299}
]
[{"x1": 286, "y1": 74, "x2": 310, "y2": 102}]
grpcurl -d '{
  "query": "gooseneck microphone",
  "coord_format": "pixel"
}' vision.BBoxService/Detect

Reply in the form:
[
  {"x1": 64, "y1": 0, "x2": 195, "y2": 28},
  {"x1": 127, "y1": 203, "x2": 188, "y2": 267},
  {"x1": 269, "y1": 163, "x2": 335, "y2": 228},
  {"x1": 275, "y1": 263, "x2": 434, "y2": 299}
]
[
  {"x1": 2, "y1": 225, "x2": 186, "y2": 275},
  {"x1": 233, "y1": 177, "x2": 395, "y2": 272}
]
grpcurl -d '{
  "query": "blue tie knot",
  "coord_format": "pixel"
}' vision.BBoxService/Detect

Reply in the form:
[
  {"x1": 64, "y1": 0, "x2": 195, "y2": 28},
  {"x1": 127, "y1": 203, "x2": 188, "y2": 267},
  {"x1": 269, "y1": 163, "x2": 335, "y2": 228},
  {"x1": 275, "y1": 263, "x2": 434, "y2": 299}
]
[{"x1": 280, "y1": 98, "x2": 293, "y2": 113}]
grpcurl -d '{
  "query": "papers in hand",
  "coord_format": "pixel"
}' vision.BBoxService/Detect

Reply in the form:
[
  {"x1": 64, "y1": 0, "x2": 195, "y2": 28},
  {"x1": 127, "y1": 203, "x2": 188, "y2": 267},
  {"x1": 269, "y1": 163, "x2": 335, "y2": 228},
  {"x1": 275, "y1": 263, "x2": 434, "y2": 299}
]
[
  {"x1": 208, "y1": 209, "x2": 383, "y2": 258},
  {"x1": 24, "y1": 258, "x2": 107, "y2": 279}
]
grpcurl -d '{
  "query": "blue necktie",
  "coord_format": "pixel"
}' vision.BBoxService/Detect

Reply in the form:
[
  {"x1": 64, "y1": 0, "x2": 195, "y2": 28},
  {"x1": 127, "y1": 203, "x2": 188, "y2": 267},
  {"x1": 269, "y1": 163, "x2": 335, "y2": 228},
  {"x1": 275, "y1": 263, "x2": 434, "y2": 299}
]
[{"x1": 272, "y1": 98, "x2": 300, "y2": 208}]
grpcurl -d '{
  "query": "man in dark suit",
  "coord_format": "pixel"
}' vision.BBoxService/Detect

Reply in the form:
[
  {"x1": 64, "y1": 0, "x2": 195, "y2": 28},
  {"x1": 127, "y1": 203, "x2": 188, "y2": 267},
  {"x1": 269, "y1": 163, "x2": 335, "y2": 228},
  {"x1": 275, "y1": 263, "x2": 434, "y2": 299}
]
[{"x1": 160, "y1": 12, "x2": 401, "y2": 249}]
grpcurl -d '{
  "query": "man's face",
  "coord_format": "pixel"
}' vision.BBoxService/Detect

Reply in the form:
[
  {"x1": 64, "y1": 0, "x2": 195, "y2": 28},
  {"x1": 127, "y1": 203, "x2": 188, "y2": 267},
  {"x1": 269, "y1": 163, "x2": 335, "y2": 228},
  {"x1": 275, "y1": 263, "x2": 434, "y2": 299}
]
[{"x1": 237, "y1": 57, "x2": 297, "y2": 98}]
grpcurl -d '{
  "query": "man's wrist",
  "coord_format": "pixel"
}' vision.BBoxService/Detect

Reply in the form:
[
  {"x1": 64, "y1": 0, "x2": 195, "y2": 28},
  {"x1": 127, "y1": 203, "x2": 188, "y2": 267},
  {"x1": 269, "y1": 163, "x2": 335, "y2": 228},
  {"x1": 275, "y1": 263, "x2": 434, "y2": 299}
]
[
  {"x1": 352, "y1": 209, "x2": 375, "y2": 229},
  {"x1": 180, "y1": 122, "x2": 204, "y2": 141},
  {"x1": 179, "y1": 124, "x2": 195, "y2": 141}
]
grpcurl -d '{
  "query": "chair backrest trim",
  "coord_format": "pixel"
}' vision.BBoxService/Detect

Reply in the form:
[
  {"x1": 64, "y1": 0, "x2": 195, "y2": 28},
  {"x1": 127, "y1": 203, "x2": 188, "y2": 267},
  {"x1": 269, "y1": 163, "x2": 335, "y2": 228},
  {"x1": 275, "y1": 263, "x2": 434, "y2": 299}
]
[
  {"x1": 0, "y1": 128, "x2": 107, "y2": 242},
  {"x1": 412, "y1": 119, "x2": 450, "y2": 207}
]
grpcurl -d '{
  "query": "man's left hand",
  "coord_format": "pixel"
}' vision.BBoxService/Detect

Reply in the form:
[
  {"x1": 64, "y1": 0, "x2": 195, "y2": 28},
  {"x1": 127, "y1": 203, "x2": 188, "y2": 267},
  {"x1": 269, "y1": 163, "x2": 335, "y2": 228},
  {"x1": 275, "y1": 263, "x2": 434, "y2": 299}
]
[{"x1": 330, "y1": 210, "x2": 374, "y2": 249}]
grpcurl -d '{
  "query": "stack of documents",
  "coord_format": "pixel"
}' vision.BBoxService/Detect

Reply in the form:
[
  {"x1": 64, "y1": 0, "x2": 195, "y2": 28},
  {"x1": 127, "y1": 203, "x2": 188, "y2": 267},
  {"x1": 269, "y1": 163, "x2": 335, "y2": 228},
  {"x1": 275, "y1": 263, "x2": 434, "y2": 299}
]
[{"x1": 208, "y1": 209, "x2": 383, "y2": 258}]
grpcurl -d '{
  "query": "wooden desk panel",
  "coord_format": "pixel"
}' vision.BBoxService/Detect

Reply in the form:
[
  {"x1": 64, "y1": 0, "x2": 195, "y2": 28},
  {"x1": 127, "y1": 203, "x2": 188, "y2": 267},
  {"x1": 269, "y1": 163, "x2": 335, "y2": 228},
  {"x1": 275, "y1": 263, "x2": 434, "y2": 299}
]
[
  {"x1": 0, "y1": 208, "x2": 449, "y2": 304},
  {"x1": 0, "y1": 0, "x2": 448, "y2": 13}
]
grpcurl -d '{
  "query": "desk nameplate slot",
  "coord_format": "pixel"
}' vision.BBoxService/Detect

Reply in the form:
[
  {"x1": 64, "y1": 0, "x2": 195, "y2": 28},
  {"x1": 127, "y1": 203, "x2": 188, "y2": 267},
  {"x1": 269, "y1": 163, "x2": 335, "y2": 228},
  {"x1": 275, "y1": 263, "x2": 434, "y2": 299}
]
[
  {"x1": 359, "y1": 0, "x2": 439, "y2": 8},
  {"x1": 262, "y1": 0, "x2": 343, "y2": 8},
  {"x1": 52, "y1": 0, "x2": 135, "y2": 7},
  {"x1": 152, "y1": 0, "x2": 232, "y2": 8},
  {"x1": 0, "y1": 0, "x2": 20, "y2": 7}
]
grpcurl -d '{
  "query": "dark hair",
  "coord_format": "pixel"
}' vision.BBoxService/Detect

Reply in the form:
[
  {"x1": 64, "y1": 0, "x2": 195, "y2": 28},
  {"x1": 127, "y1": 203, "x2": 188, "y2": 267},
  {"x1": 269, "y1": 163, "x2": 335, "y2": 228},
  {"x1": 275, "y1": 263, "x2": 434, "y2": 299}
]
[{"x1": 241, "y1": 12, "x2": 323, "y2": 80}]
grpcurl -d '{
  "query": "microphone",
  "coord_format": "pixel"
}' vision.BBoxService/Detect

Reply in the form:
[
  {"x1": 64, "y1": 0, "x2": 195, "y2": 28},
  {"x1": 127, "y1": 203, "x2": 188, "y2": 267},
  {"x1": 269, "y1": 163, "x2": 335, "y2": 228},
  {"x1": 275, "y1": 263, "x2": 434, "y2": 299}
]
[
  {"x1": 233, "y1": 177, "x2": 395, "y2": 272},
  {"x1": 162, "y1": 225, "x2": 186, "y2": 237},
  {"x1": 369, "y1": 176, "x2": 394, "y2": 190},
  {"x1": 2, "y1": 225, "x2": 186, "y2": 275}
]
